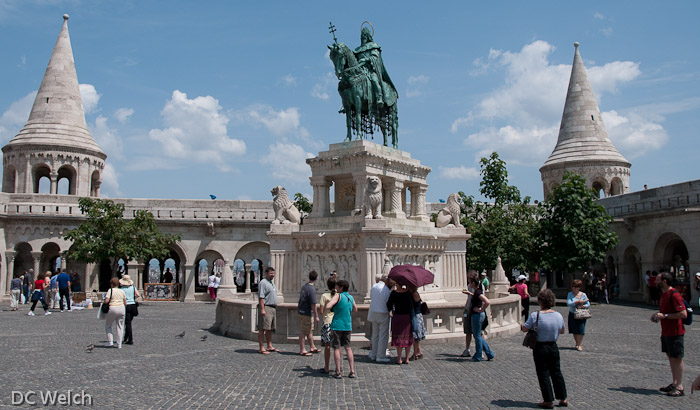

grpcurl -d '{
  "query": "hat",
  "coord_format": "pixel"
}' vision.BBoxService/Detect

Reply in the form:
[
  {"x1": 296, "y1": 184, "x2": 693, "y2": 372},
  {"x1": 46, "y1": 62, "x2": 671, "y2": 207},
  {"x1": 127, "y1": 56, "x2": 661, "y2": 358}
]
[
  {"x1": 480, "y1": 271, "x2": 487, "y2": 276},
  {"x1": 119, "y1": 275, "x2": 134, "y2": 286},
  {"x1": 695, "y1": 272, "x2": 700, "y2": 278},
  {"x1": 517, "y1": 274, "x2": 527, "y2": 281}
]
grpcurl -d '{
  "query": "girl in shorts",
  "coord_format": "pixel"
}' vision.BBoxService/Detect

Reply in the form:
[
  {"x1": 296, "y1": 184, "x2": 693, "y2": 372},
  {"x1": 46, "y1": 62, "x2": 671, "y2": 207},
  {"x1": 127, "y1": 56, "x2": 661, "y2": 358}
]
[{"x1": 318, "y1": 277, "x2": 336, "y2": 374}]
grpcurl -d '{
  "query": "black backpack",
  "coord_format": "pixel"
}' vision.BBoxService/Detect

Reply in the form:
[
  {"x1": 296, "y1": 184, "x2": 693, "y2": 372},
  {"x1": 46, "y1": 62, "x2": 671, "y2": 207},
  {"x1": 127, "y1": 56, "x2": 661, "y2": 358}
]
[{"x1": 671, "y1": 290, "x2": 693, "y2": 326}]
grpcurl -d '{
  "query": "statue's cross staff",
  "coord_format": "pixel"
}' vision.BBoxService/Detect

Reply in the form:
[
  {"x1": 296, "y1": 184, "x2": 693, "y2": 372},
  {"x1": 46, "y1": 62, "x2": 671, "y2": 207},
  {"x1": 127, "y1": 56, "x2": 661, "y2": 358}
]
[{"x1": 328, "y1": 21, "x2": 338, "y2": 44}]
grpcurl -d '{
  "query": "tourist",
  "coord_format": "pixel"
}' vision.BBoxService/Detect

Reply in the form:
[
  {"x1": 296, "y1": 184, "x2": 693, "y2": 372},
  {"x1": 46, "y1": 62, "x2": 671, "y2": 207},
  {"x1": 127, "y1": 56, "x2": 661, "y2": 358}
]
[
  {"x1": 120, "y1": 275, "x2": 140, "y2": 345},
  {"x1": 207, "y1": 271, "x2": 217, "y2": 301},
  {"x1": 10, "y1": 273, "x2": 22, "y2": 311},
  {"x1": 480, "y1": 271, "x2": 490, "y2": 292},
  {"x1": 28, "y1": 273, "x2": 51, "y2": 316},
  {"x1": 694, "y1": 272, "x2": 700, "y2": 306},
  {"x1": 213, "y1": 273, "x2": 221, "y2": 299},
  {"x1": 104, "y1": 277, "x2": 127, "y2": 348},
  {"x1": 318, "y1": 277, "x2": 336, "y2": 374},
  {"x1": 22, "y1": 269, "x2": 34, "y2": 304},
  {"x1": 367, "y1": 273, "x2": 392, "y2": 363},
  {"x1": 409, "y1": 285, "x2": 426, "y2": 360},
  {"x1": 566, "y1": 279, "x2": 590, "y2": 351},
  {"x1": 649, "y1": 270, "x2": 660, "y2": 306},
  {"x1": 257, "y1": 267, "x2": 279, "y2": 354},
  {"x1": 522, "y1": 289, "x2": 568, "y2": 409},
  {"x1": 509, "y1": 274, "x2": 531, "y2": 320},
  {"x1": 56, "y1": 270, "x2": 72, "y2": 311},
  {"x1": 460, "y1": 271, "x2": 478, "y2": 358},
  {"x1": 297, "y1": 270, "x2": 320, "y2": 356},
  {"x1": 163, "y1": 268, "x2": 173, "y2": 283},
  {"x1": 469, "y1": 275, "x2": 495, "y2": 362},
  {"x1": 651, "y1": 271, "x2": 687, "y2": 396},
  {"x1": 325, "y1": 279, "x2": 357, "y2": 379},
  {"x1": 48, "y1": 271, "x2": 59, "y2": 309},
  {"x1": 386, "y1": 283, "x2": 414, "y2": 364}
]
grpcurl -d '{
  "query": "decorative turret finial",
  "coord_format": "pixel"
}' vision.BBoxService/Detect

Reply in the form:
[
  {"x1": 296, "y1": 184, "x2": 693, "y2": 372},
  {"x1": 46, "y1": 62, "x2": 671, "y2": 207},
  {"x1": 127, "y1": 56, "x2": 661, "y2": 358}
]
[
  {"x1": 574, "y1": 41, "x2": 579, "y2": 49},
  {"x1": 63, "y1": 14, "x2": 69, "y2": 20}
]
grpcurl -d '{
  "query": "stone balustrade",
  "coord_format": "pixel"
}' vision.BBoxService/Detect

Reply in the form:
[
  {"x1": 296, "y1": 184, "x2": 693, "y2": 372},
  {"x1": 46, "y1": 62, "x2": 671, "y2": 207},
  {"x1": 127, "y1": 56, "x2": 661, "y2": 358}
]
[
  {"x1": 598, "y1": 179, "x2": 700, "y2": 218},
  {"x1": 211, "y1": 294, "x2": 522, "y2": 344}
]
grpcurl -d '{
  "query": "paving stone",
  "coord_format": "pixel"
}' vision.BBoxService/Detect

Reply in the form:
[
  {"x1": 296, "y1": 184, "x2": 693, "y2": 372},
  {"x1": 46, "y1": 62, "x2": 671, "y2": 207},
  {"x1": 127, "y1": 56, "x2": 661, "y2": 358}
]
[{"x1": 0, "y1": 302, "x2": 697, "y2": 409}]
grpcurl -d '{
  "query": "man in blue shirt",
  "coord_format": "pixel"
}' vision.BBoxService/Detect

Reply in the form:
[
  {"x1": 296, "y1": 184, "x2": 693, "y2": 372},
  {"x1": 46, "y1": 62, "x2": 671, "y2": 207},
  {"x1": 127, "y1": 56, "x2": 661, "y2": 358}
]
[
  {"x1": 49, "y1": 272, "x2": 59, "y2": 309},
  {"x1": 56, "y1": 270, "x2": 72, "y2": 311}
]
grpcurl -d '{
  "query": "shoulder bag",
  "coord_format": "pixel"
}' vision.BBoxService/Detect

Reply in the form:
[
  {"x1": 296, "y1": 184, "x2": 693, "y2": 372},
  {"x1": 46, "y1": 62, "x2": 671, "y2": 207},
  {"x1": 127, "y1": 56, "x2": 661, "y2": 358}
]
[
  {"x1": 574, "y1": 294, "x2": 591, "y2": 320},
  {"x1": 522, "y1": 311, "x2": 539, "y2": 349},
  {"x1": 101, "y1": 289, "x2": 112, "y2": 314}
]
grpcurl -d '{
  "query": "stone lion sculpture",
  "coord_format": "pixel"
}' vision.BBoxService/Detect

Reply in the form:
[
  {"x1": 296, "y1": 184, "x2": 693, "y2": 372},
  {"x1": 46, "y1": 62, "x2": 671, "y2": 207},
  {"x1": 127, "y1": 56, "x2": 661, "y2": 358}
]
[
  {"x1": 363, "y1": 176, "x2": 383, "y2": 219},
  {"x1": 271, "y1": 186, "x2": 301, "y2": 224},
  {"x1": 436, "y1": 193, "x2": 462, "y2": 228}
]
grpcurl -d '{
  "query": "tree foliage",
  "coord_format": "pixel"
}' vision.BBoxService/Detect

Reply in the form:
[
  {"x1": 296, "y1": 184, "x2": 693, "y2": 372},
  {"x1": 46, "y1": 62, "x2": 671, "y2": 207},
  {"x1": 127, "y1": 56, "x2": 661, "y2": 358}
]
[
  {"x1": 293, "y1": 192, "x2": 313, "y2": 220},
  {"x1": 460, "y1": 152, "x2": 538, "y2": 273},
  {"x1": 537, "y1": 172, "x2": 618, "y2": 273},
  {"x1": 63, "y1": 198, "x2": 181, "y2": 275}
]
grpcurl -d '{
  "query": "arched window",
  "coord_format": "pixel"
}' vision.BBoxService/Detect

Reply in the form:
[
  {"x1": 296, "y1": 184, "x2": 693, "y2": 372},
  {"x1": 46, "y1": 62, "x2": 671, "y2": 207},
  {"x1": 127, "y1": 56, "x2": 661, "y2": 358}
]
[
  {"x1": 148, "y1": 258, "x2": 162, "y2": 283},
  {"x1": 234, "y1": 259, "x2": 246, "y2": 292},
  {"x1": 57, "y1": 165, "x2": 76, "y2": 195},
  {"x1": 196, "y1": 259, "x2": 209, "y2": 292},
  {"x1": 33, "y1": 164, "x2": 51, "y2": 194}
]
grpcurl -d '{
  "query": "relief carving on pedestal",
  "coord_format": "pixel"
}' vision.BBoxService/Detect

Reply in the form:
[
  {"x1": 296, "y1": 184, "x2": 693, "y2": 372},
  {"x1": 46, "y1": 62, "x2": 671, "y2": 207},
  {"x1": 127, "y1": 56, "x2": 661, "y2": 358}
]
[{"x1": 303, "y1": 253, "x2": 359, "y2": 293}]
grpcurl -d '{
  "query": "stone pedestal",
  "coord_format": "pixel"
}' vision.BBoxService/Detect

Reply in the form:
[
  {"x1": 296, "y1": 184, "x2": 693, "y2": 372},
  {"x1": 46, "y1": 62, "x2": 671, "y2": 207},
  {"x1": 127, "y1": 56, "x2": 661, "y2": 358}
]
[{"x1": 490, "y1": 256, "x2": 510, "y2": 298}]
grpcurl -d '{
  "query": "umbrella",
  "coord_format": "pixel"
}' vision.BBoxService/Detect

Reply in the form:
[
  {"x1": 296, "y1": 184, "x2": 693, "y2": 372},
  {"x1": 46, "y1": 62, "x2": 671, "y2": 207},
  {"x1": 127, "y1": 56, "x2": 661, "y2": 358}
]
[{"x1": 388, "y1": 264, "x2": 434, "y2": 288}]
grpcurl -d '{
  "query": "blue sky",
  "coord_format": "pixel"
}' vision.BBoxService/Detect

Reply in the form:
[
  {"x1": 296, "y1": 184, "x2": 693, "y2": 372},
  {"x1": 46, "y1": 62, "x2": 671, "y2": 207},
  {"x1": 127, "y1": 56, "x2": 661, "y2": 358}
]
[{"x1": 1, "y1": 1, "x2": 698, "y2": 202}]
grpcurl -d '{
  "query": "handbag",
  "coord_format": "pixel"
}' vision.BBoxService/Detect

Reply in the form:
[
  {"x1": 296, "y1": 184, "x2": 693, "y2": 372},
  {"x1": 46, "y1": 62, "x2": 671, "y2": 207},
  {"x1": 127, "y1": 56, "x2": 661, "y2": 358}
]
[
  {"x1": 522, "y1": 311, "x2": 539, "y2": 349},
  {"x1": 101, "y1": 289, "x2": 112, "y2": 314},
  {"x1": 481, "y1": 314, "x2": 489, "y2": 331},
  {"x1": 574, "y1": 307, "x2": 591, "y2": 319},
  {"x1": 420, "y1": 301, "x2": 430, "y2": 315}
]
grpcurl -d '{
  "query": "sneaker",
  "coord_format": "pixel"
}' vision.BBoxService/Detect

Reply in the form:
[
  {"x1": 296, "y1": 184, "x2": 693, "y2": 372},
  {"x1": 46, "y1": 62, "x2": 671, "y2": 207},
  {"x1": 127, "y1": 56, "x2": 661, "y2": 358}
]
[
  {"x1": 27, "y1": 311, "x2": 35, "y2": 316},
  {"x1": 44, "y1": 311, "x2": 52, "y2": 316},
  {"x1": 104, "y1": 343, "x2": 113, "y2": 348},
  {"x1": 376, "y1": 358, "x2": 390, "y2": 363},
  {"x1": 61, "y1": 309, "x2": 65, "y2": 313},
  {"x1": 385, "y1": 349, "x2": 392, "y2": 357},
  {"x1": 461, "y1": 349, "x2": 471, "y2": 357}
]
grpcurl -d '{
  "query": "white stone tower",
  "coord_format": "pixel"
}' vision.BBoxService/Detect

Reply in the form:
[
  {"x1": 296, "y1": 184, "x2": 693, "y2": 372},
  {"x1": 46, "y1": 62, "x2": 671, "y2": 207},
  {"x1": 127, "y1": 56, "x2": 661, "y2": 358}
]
[
  {"x1": 540, "y1": 42, "x2": 630, "y2": 198},
  {"x1": 2, "y1": 15, "x2": 106, "y2": 196}
]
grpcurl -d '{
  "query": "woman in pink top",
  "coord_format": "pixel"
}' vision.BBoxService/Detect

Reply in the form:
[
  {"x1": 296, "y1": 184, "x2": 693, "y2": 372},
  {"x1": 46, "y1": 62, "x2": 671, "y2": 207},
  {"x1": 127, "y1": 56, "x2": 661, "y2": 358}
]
[{"x1": 509, "y1": 275, "x2": 531, "y2": 320}]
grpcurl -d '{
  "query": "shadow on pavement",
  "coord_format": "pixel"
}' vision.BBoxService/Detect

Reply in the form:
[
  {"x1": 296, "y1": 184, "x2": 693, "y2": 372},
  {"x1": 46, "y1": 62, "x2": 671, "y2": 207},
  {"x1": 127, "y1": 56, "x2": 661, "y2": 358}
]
[
  {"x1": 490, "y1": 399, "x2": 535, "y2": 408},
  {"x1": 292, "y1": 365, "x2": 334, "y2": 378},
  {"x1": 608, "y1": 386, "x2": 659, "y2": 396}
]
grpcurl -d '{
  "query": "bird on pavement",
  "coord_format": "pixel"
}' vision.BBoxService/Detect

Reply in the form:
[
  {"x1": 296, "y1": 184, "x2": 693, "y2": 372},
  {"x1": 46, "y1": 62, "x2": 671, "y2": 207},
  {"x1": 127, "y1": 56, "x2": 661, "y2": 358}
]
[
  {"x1": 200, "y1": 335, "x2": 208, "y2": 341},
  {"x1": 176, "y1": 331, "x2": 186, "y2": 338},
  {"x1": 86, "y1": 344, "x2": 94, "y2": 353}
]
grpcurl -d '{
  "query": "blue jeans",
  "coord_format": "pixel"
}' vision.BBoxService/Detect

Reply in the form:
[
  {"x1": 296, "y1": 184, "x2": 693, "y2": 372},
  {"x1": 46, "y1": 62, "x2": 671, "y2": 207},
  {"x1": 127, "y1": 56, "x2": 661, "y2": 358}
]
[
  {"x1": 23, "y1": 285, "x2": 30, "y2": 304},
  {"x1": 471, "y1": 312, "x2": 494, "y2": 361}
]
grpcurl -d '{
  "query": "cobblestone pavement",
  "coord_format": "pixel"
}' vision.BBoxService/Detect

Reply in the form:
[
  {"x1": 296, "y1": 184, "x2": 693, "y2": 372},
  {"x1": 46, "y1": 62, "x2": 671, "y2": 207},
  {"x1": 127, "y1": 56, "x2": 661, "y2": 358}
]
[{"x1": 0, "y1": 301, "x2": 698, "y2": 409}]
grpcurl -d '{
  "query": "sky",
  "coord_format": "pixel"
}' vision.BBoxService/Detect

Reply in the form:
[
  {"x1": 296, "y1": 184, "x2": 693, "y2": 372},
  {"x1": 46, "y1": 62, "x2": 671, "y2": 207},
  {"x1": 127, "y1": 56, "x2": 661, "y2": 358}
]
[{"x1": 0, "y1": 1, "x2": 698, "y2": 202}]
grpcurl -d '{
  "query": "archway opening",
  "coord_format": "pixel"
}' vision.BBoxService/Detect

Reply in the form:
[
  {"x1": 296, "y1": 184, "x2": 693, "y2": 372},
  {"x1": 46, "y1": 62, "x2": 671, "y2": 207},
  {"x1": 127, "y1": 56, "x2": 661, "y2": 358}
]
[
  {"x1": 234, "y1": 259, "x2": 246, "y2": 292},
  {"x1": 57, "y1": 165, "x2": 76, "y2": 195},
  {"x1": 90, "y1": 170, "x2": 101, "y2": 197},
  {"x1": 592, "y1": 181, "x2": 605, "y2": 199},
  {"x1": 98, "y1": 259, "x2": 112, "y2": 292},
  {"x1": 610, "y1": 178, "x2": 623, "y2": 196},
  {"x1": 33, "y1": 165, "x2": 51, "y2": 194},
  {"x1": 195, "y1": 259, "x2": 209, "y2": 293}
]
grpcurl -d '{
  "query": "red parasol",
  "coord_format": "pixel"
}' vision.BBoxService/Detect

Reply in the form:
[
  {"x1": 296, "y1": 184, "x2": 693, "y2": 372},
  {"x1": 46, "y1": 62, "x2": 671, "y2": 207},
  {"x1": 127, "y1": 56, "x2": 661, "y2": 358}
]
[{"x1": 388, "y1": 264, "x2": 434, "y2": 288}]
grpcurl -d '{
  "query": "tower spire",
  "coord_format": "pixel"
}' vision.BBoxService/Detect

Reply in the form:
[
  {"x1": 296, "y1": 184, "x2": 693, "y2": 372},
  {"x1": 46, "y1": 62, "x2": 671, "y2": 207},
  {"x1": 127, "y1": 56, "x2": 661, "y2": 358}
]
[
  {"x1": 540, "y1": 42, "x2": 630, "y2": 198},
  {"x1": 5, "y1": 14, "x2": 105, "y2": 156}
]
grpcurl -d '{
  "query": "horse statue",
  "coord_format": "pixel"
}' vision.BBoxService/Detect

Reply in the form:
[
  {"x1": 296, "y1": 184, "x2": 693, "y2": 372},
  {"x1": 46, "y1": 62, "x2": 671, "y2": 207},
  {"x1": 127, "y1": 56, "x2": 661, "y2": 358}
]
[{"x1": 328, "y1": 41, "x2": 398, "y2": 148}]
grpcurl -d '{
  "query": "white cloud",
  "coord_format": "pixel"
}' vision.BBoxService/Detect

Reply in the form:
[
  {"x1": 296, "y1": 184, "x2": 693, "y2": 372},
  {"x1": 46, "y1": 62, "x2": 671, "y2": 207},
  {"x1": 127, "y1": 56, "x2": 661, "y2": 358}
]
[
  {"x1": 90, "y1": 115, "x2": 123, "y2": 158},
  {"x1": 282, "y1": 74, "x2": 297, "y2": 87},
  {"x1": 236, "y1": 105, "x2": 309, "y2": 138},
  {"x1": 99, "y1": 163, "x2": 121, "y2": 197},
  {"x1": 603, "y1": 110, "x2": 668, "y2": 158},
  {"x1": 260, "y1": 142, "x2": 313, "y2": 182},
  {"x1": 453, "y1": 40, "x2": 653, "y2": 165},
  {"x1": 311, "y1": 72, "x2": 335, "y2": 100},
  {"x1": 79, "y1": 83, "x2": 100, "y2": 114},
  {"x1": 438, "y1": 166, "x2": 480, "y2": 180},
  {"x1": 148, "y1": 90, "x2": 246, "y2": 171},
  {"x1": 114, "y1": 108, "x2": 134, "y2": 123},
  {"x1": 600, "y1": 27, "x2": 613, "y2": 37},
  {"x1": 593, "y1": 12, "x2": 606, "y2": 20},
  {"x1": 0, "y1": 90, "x2": 35, "y2": 143},
  {"x1": 406, "y1": 75, "x2": 429, "y2": 98}
]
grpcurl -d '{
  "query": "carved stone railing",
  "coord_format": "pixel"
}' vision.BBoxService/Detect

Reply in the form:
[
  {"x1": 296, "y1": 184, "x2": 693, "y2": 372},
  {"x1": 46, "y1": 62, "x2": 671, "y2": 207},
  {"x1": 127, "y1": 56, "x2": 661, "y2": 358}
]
[{"x1": 598, "y1": 179, "x2": 700, "y2": 218}]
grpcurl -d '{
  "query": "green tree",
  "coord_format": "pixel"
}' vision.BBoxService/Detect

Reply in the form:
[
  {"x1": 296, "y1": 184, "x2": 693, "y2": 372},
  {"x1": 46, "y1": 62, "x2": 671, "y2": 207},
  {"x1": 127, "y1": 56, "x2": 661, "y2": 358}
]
[
  {"x1": 537, "y1": 172, "x2": 618, "y2": 273},
  {"x1": 460, "y1": 152, "x2": 538, "y2": 273},
  {"x1": 63, "y1": 198, "x2": 181, "y2": 275},
  {"x1": 293, "y1": 193, "x2": 313, "y2": 220}
]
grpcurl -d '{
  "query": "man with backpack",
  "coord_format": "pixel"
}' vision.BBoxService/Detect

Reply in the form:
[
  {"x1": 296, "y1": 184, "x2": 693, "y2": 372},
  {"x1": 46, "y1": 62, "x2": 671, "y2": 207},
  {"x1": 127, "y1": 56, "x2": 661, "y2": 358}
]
[{"x1": 650, "y1": 271, "x2": 689, "y2": 397}]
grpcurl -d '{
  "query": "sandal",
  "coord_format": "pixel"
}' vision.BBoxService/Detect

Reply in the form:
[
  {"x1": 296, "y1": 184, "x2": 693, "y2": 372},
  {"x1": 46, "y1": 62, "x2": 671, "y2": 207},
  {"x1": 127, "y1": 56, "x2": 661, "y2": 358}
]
[
  {"x1": 659, "y1": 383, "x2": 675, "y2": 392},
  {"x1": 267, "y1": 347, "x2": 280, "y2": 352},
  {"x1": 299, "y1": 352, "x2": 313, "y2": 356},
  {"x1": 319, "y1": 368, "x2": 329, "y2": 374},
  {"x1": 334, "y1": 372, "x2": 342, "y2": 379},
  {"x1": 258, "y1": 350, "x2": 270, "y2": 355},
  {"x1": 537, "y1": 403, "x2": 554, "y2": 409},
  {"x1": 309, "y1": 348, "x2": 320, "y2": 353},
  {"x1": 558, "y1": 400, "x2": 568, "y2": 407},
  {"x1": 667, "y1": 387, "x2": 684, "y2": 397},
  {"x1": 348, "y1": 372, "x2": 356, "y2": 378}
]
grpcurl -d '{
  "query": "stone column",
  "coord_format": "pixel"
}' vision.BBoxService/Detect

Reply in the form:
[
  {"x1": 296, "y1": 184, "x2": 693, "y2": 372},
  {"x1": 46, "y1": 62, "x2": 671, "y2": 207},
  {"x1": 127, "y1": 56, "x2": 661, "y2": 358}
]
[
  {"x1": 5, "y1": 252, "x2": 15, "y2": 294},
  {"x1": 183, "y1": 264, "x2": 196, "y2": 302},
  {"x1": 32, "y1": 252, "x2": 42, "y2": 276},
  {"x1": 49, "y1": 171, "x2": 58, "y2": 194},
  {"x1": 217, "y1": 260, "x2": 237, "y2": 299},
  {"x1": 385, "y1": 180, "x2": 405, "y2": 219},
  {"x1": 25, "y1": 159, "x2": 32, "y2": 193},
  {"x1": 127, "y1": 259, "x2": 141, "y2": 290},
  {"x1": 353, "y1": 174, "x2": 368, "y2": 215},
  {"x1": 244, "y1": 263, "x2": 252, "y2": 293},
  {"x1": 408, "y1": 185, "x2": 429, "y2": 221},
  {"x1": 309, "y1": 177, "x2": 331, "y2": 217}
]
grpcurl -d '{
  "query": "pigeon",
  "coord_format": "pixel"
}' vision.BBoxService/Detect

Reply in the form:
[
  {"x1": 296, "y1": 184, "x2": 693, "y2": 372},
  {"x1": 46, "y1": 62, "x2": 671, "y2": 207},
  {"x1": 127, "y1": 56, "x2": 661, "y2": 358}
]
[
  {"x1": 86, "y1": 344, "x2": 94, "y2": 353},
  {"x1": 200, "y1": 335, "x2": 208, "y2": 341},
  {"x1": 176, "y1": 331, "x2": 186, "y2": 338}
]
